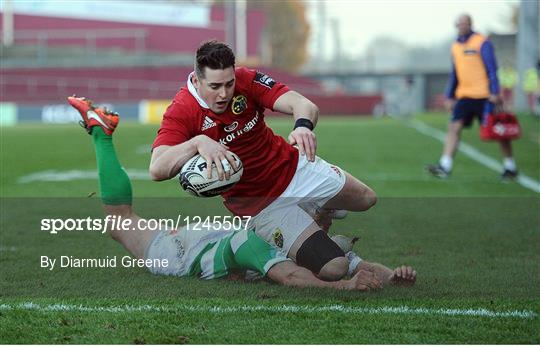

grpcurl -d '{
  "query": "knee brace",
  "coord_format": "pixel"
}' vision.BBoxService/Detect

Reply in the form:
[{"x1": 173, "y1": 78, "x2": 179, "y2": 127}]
[{"x1": 296, "y1": 230, "x2": 345, "y2": 274}]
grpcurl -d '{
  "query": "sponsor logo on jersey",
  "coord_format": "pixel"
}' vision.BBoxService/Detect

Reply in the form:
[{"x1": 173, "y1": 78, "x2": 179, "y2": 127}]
[
  {"x1": 231, "y1": 95, "x2": 248, "y2": 115},
  {"x1": 224, "y1": 121, "x2": 239, "y2": 132},
  {"x1": 219, "y1": 112, "x2": 260, "y2": 146},
  {"x1": 254, "y1": 71, "x2": 276, "y2": 89},
  {"x1": 273, "y1": 228, "x2": 284, "y2": 248},
  {"x1": 201, "y1": 115, "x2": 216, "y2": 131},
  {"x1": 464, "y1": 49, "x2": 478, "y2": 55}
]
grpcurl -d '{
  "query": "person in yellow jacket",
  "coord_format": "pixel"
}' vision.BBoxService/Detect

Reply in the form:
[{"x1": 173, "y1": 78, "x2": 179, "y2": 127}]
[{"x1": 427, "y1": 14, "x2": 518, "y2": 180}]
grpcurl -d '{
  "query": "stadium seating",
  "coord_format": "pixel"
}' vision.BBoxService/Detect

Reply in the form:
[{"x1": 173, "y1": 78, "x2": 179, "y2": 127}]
[{"x1": 0, "y1": 6, "x2": 381, "y2": 115}]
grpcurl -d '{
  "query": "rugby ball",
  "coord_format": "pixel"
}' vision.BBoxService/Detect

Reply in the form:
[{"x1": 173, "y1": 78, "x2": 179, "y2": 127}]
[{"x1": 179, "y1": 152, "x2": 243, "y2": 197}]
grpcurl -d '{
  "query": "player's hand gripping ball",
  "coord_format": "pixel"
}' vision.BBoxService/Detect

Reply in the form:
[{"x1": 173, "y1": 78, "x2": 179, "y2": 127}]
[{"x1": 179, "y1": 152, "x2": 243, "y2": 197}]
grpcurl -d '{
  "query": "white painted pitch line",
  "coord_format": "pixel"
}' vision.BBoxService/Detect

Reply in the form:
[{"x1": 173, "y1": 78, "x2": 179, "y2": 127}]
[
  {"x1": 0, "y1": 302, "x2": 536, "y2": 319},
  {"x1": 363, "y1": 173, "x2": 498, "y2": 182},
  {"x1": 411, "y1": 120, "x2": 540, "y2": 193},
  {"x1": 17, "y1": 169, "x2": 150, "y2": 183}
]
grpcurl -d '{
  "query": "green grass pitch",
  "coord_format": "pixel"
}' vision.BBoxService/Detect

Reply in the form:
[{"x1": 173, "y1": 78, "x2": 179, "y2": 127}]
[{"x1": 1, "y1": 113, "x2": 539, "y2": 343}]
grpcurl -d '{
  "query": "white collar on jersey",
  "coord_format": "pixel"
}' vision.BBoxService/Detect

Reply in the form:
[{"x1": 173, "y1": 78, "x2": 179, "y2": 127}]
[{"x1": 187, "y1": 72, "x2": 209, "y2": 109}]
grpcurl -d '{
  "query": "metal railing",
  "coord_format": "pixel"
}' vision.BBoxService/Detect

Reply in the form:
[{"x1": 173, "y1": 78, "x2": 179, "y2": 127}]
[
  {"x1": 4, "y1": 28, "x2": 147, "y2": 49},
  {"x1": 1, "y1": 28, "x2": 148, "y2": 65},
  {"x1": 0, "y1": 74, "x2": 180, "y2": 100}
]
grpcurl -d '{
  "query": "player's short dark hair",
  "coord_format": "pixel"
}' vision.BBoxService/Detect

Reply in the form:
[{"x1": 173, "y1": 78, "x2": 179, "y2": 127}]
[{"x1": 195, "y1": 40, "x2": 236, "y2": 78}]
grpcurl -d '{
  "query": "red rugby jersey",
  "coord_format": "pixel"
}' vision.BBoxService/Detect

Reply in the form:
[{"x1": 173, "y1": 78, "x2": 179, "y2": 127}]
[{"x1": 152, "y1": 67, "x2": 299, "y2": 216}]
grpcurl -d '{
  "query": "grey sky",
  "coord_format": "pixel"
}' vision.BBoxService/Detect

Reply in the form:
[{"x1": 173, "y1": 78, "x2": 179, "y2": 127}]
[{"x1": 306, "y1": 0, "x2": 518, "y2": 59}]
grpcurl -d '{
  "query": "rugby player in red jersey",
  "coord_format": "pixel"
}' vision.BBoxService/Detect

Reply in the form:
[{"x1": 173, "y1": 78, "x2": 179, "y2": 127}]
[
  {"x1": 66, "y1": 95, "x2": 416, "y2": 290},
  {"x1": 149, "y1": 41, "x2": 377, "y2": 281}
]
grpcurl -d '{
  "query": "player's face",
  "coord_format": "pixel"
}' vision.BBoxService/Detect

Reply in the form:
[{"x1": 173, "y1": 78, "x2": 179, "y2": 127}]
[
  {"x1": 455, "y1": 16, "x2": 472, "y2": 37},
  {"x1": 194, "y1": 67, "x2": 236, "y2": 114}
]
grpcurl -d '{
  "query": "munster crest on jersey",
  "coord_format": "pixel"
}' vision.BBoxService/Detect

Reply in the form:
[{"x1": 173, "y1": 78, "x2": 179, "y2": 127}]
[
  {"x1": 231, "y1": 95, "x2": 248, "y2": 115},
  {"x1": 273, "y1": 228, "x2": 284, "y2": 248}
]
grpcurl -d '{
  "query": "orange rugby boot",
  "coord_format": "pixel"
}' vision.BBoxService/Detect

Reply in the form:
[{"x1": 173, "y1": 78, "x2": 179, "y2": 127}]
[{"x1": 67, "y1": 95, "x2": 119, "y2": 135}]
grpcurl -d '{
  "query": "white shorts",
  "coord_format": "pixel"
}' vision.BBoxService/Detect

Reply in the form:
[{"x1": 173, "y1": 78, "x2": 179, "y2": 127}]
[
  {"x1": 144, "y1": 225, "x2": 289, "y2": 279},
  {"x1": 144, "y1": 224, "x2": 233, "y2": 277},
  {"x1": 145, "y1": 228, "x2": 189, "y2": 276},
  {"x1": 250, "y1": 154, "x2": 346, "y2": 254}
]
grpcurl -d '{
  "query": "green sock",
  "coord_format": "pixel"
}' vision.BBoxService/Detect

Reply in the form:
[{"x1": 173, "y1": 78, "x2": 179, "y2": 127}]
[{"x1": 92, "y1": 127, "x2": 132, "y2": 205}]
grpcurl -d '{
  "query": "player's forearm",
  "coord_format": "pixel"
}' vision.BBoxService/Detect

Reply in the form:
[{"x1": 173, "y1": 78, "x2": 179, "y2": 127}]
[
  {"x1": 268, "y1": 262, "x2": 350, "y2": 290},
  {"x1": 149, "y1": 139, "x2": 199, "y2": 181},
  {"x1": 292, "y1": 99, "x2": 319, "y2": 127},
  {"x1": 355, "y1": 261, "x2": 394, "y2": 285},
  {"x1": 274, "y1": 91, "x2": 319, "y2": 126},
  {"x1": 282, "y1": 267, "x2": 349, "y2": 290}
]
